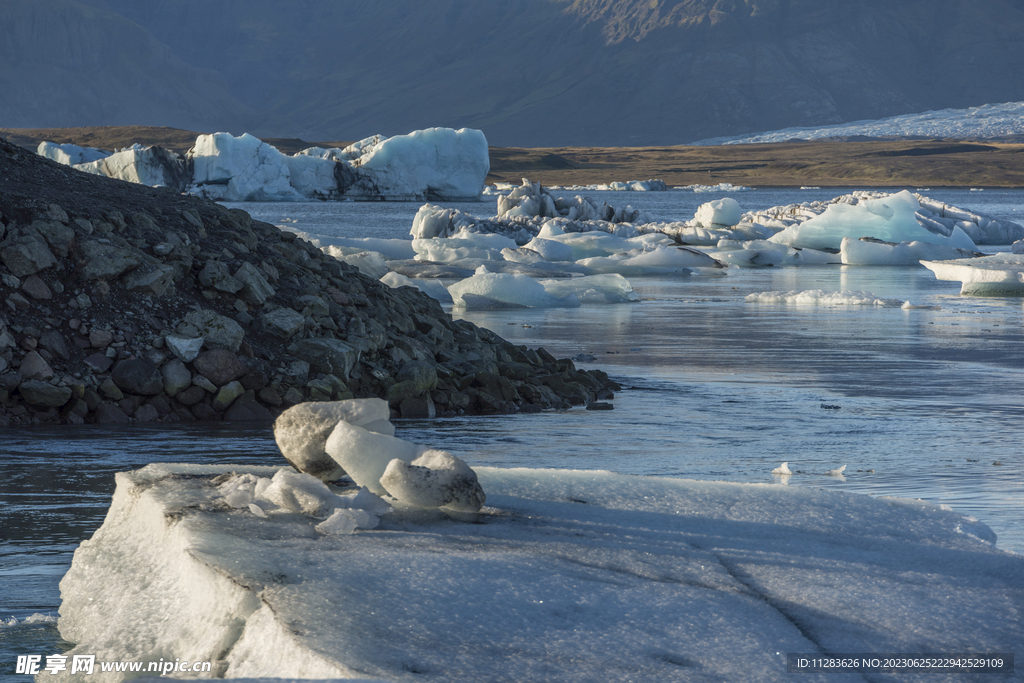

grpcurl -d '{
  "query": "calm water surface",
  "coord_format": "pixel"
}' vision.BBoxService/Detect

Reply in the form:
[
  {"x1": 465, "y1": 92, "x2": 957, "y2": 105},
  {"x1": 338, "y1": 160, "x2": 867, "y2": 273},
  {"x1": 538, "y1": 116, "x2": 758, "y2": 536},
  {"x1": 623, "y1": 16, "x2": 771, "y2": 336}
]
[{"x1": 3, "y1": 187, "x2": 1023, "y2": 679}]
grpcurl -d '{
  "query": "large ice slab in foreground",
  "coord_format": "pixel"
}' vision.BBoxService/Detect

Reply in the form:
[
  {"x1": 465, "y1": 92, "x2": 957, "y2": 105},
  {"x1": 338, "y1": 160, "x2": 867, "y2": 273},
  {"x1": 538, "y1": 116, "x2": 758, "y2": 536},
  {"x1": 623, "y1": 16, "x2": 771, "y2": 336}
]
[
  {"x1": 53, "y1": 464, "x2": 1023, "y2": 682},
  {"x1": 922, "y1": 253, "x2": 1024, "y2": 295}
]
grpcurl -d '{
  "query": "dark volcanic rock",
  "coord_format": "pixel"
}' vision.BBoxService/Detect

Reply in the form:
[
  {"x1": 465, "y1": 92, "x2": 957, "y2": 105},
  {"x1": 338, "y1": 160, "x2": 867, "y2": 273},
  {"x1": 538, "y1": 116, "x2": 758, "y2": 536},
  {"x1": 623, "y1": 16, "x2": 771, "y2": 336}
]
[{"x1": 0, "y1": 135, "x2": 620, "y2": 425}]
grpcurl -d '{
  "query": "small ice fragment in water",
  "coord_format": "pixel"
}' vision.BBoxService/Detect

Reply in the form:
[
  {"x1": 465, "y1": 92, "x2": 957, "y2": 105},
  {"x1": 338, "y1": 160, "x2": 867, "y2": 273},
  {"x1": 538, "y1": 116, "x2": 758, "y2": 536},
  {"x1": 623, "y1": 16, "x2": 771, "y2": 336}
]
[
  {"x1": 772, "y1": 462, "x2": 792, "y2": 475},
  {"x1": 827, "y1": 465, "x2": 847, "y2": 477}
]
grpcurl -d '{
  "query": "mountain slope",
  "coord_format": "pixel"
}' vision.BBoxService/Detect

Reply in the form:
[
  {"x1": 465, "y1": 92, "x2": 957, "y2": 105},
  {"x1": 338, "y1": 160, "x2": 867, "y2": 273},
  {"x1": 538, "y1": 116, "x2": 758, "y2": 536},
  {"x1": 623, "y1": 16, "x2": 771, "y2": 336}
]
[
  {"x1": 0, "y1": 0, "x2": 252, "y2": 132},
  {"x1": 7, "y1": 0, "x2": 1024, "y2": 146}
]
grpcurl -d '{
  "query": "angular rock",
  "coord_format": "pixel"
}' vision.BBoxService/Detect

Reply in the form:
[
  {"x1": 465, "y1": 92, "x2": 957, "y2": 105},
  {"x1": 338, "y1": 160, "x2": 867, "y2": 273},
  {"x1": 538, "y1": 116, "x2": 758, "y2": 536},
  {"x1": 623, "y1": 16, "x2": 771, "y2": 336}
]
[
  {"x1": 192, "y1": 349, "x2": 247, "y2": 386},
  {"x1": 198, "y1": 260, "x2": 243, "y2": 293},
  {"x1": 89, "y1": 330, "x2": 114, "y2": 348},
  {"x1": 32, "y1": 220, "x2": 75, "y2": 257},
  {"x1": 291, "y1": 338, "x2": 360, "y2": 379},
  {"x1": 124, "y1": 265, "x2": 176, "y2": 297},
  {"x1": 234, "y1": 262, "x2": 275, "y2": 305},
  {"x1": 133, "y1": 404, "x2": 161, "y2": 422},
  {"x1": 179, "y1": 309, "x2": 245, "y2": 352},
  {"x1": 165, "y1": 334, "x2": 204, "y2": 363},
  {"x1": 174, "y1": 385, "x2": 205, "y2": 406},
  {"x1": 400, "y1": 394, "x2": 437, "y2": 419},
  {"x1": 78, "y1": 240, "x2": 141, "y2": 280},
  {"x1": 94, "y1": 403, "x2": 130, "y2": 423},
  {"x1": 261, "y1": 307, "x2": 306, "y2": 340},
  {"x1": 83, "y1": 352, "x2": 114, "y2": 373},
  {"x1": 18, "y1": 380, "x2": 72, "y2": 407},
  {"x1": 111, "y1": 359, "x2": 163, "y2": 396},
  {"x1": 19, "y1": 351, "x2": 54, "y2": 381},
  {"x1": 98, "y1": 377, "x2": 124, "y2": 400},
  {"x1": 211, "y1": 381, "x2": 245, "y2": 411},
  {"x1": 223, "y1": 395, "x2": 275, "y2": 422},
  {"x1": 21, "y1": 275, "x2": 52, "y2": 300},
  {"x1": 1, "y1": 236, "x2": 57, "y2": 276},
  {"x1": 39, "y1": 330, "x2": 70, "y2": 360}
]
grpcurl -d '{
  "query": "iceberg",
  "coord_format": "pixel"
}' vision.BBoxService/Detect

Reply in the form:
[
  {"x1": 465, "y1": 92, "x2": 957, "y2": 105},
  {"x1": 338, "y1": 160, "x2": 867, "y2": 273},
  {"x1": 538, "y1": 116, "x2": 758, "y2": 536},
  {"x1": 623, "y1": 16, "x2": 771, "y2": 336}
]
[
  {"x1": 37, "y1": 141, "x2": 111, "y2": 166},
  {"x1": 39, "y1": 128, "x2": 489, "y2": 202},
  {"x1": 380, "y1": 271, "x2": 454, "y2": 304},
  {"x1": 448, "y1": 269, "x2": 581, "y2": 309},
  {"x1": 53, "y1": 463, "x2": 1022, "y2": 682},
  {"x1": 921, "y1": 253, "x2": 1024, "y2": 295},
  {"x1": 840, "y1": 235, "x2": 982, "y2": 266},
  {"x1": 578, "y1": 245, "x2": 724, "y2": 275},
  {"x1": 768, "y1": 191, "x2": 954, "y2": 251},
  {"x1": 74, "y1": 144, "x2": 192, "y2": 191}
]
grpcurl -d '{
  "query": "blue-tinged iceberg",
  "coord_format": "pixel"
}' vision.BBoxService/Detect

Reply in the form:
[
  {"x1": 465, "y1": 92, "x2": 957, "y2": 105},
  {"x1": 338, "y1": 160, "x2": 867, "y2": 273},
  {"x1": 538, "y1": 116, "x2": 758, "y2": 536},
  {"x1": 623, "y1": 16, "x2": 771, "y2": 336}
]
[{"x1": 38, "y1": 128, "x2": 490, "y2": 202}]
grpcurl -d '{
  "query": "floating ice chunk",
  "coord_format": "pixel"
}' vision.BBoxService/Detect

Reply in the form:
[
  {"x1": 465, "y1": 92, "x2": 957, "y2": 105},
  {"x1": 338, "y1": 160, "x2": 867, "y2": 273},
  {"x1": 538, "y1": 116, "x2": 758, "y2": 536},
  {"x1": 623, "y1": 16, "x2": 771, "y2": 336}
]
[
  {"x1": 523, "y1": 236, "x2": 576, "y2": 262},
  {"x1": 379, "y1": 449, "x2": 486, "y2": 512},
  {"x1": 257, "y1": 469, "x2": 339, "y2": 517},
  {"x1": 274, "y1": 399, "x2": 394, "y2": 481},
  {"x1": 335, "y1": 487, "x2": 394, "y2": 515},
  {"x1": 323, "y1": 248, "x2": 389, "y2": 278},
  {"x1": 713, "y1": 240, "x2": 838, "y2": 267},
  {"x1": 840, "y1": 236, "x2": 983, "y2": 266},
  {"x1": 449, "y1": 269, "x2": 581, "y2": 308},
  {"x1": 827, "y1": 465, "x2": 847, "y2": 477},
  {"x1": 921, "y1": 253, "x2": 1024, "y2": 295},
  {"x1": 247, "y1": 502, "x2": 267, "y2": 518},
  {"x1": 325, "y1": 421, "x2": 427, "y2": 495},
  {"x1": 380, "y1": 271, "x2": 454, "y2": 303},
  {"x1": 695, "y1": 198, "x2": 742, "y2": 228},
  {"x1": 412, "y1": 234, "x2": 518, "y2": 262},
  {"x1": 578, "y1": 246, "x2": 721, "y2": 275},
  {"x1": 769, "y1": 191, "x2": 949, "y2": 251},
  {"x1": 746, "y1": 290, "x2": 905, "y2": 306},
  {"x1": 298, "y1": 236, "x2": 416, "y2": 261},
  {"x1": 538, "y1": 274, "x2": 639, "y2": 304},
  {"x1": 315, "y1": 508, "x2": 380, "y2": 535},
  {"x1": 772, "y1": 462, "x2": 792, "y2": 475}
]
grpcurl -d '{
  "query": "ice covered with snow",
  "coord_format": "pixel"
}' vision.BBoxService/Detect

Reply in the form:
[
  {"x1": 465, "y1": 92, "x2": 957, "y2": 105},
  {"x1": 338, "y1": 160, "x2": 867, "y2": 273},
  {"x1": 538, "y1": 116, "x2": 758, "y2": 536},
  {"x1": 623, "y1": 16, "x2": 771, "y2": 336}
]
[
  {"x1": 412, "y1": 233, "x2": 518, "y2": 263},
  {"x1": 694, "y1": 100, "x2": 1024, "y2": 145},
  {"x1": 53, "y1": 462, "x2": 1023, "y2": 682},
  {"x1": 921, "y1": 253, "x2": 1024, "y2": 295},
  {"x1": 746, "y1": 290, "x2": 906, "y2": 307},
  {"x1": 37, "y1": 141, "x2": 111, "y2": 166},
  {"x1": 537, "y1": 274, "x2": 639, "y2": 304}
]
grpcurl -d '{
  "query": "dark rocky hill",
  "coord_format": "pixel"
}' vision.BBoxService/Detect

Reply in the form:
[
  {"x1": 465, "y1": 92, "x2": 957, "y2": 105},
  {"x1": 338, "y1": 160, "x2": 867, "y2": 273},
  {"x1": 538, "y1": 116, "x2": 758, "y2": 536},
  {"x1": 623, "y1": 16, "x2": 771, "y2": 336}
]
[
  {"x1": 5, "y1": 0, "x2": 1024, "y2": 146},
  {"x1": 0, "y1": 136, "x2": 617, "y2": 426}
]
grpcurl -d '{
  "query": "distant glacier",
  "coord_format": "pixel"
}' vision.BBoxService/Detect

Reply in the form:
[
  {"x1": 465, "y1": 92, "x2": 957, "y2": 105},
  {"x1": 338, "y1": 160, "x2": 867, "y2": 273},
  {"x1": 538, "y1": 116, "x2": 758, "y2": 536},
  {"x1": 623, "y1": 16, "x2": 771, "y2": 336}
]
[{"x1": 694, "y1": 101, "x2": 1024, "y2": 145}]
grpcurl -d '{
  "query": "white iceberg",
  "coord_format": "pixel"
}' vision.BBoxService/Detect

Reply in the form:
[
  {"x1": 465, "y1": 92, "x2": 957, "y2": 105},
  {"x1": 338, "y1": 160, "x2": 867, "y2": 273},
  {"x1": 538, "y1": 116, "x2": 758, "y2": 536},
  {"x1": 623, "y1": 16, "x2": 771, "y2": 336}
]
[
  {"x1": 840, "y1": 234, "x2": 982, "y2": 266},
  {"x1": 695, "y1": 197, "x2": 742, "y2": 228},
  {"x1": 537, "y1": 274, "x2": 639, "y2": 304},
  {"x1": 74, "y1": 144, "x2": 191, "y2": 191},
  {"x1": 37, "y1": 141, "x2": 111, "y2": 166},
  {"x1": 52, "y1": 463, "x2": 1021, "y2": 682},
  {"x1": 190, "y1": 132, "x2": 301, "y2": 201},
  {"x1": 921, "y1": 253, "x2": 1024, "y2": 295},
  {"x1": 448, "y1": 269, "x2": 581, "y2": 309},
  {"x1": 578, "y1": 246, "x2": 723, "y2": 275}
]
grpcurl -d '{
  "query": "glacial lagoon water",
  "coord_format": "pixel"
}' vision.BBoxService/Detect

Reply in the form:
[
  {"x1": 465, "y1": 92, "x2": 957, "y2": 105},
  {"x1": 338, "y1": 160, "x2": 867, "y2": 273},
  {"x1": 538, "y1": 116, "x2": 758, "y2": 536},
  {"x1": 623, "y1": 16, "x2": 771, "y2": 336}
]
[{"x1": 2, "y1": 186, "x2": 1023, "y2": 679}]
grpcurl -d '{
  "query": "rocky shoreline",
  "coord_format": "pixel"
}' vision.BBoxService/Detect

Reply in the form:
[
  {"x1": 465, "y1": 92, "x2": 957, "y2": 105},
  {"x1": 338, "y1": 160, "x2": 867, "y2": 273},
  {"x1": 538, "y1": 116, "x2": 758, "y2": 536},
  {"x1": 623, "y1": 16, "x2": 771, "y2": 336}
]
[{"x1": 0, "y1": 137, "x2": 618, "y2": 427}]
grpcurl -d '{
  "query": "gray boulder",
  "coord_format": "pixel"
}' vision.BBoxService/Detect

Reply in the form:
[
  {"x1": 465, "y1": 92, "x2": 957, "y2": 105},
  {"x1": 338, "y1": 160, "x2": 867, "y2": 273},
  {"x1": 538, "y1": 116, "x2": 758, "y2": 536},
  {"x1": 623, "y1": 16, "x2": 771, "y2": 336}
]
[{"x1": 111, "y1": 359, "x2": 163, "y2": 395}]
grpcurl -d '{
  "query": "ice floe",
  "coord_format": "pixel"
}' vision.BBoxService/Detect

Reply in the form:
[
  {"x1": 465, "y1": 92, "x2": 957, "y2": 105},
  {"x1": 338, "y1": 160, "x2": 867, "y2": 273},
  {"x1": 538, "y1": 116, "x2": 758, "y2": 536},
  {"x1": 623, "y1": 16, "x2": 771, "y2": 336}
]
[
  {"x1": 53, "y1": 458, "x2": 1023, "y2": 682},
  {"x1": 840, "y1": 235, "x2": 982, "y2": 265},
  {"x1": 37, "y1": 141, "x2": 111, "y2": 166},
  {"x1": 921, "y1": 253, "x2": 1024, "y2": 295},
  {"x1": 746, "y1": 290, "x2": 906, "y2": 307}
]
